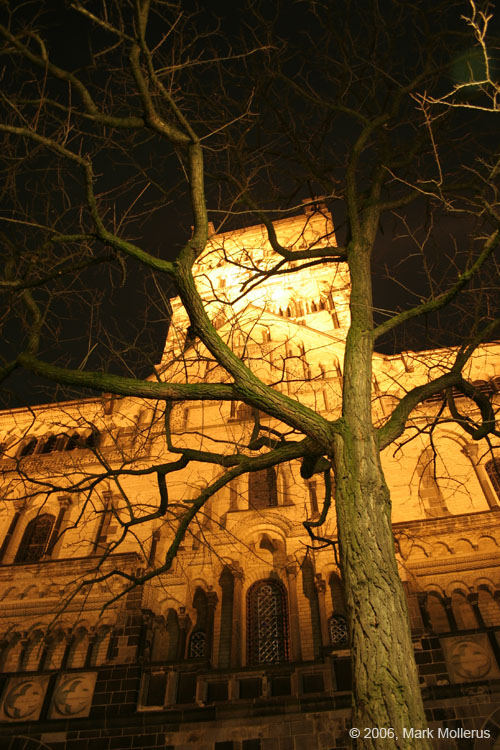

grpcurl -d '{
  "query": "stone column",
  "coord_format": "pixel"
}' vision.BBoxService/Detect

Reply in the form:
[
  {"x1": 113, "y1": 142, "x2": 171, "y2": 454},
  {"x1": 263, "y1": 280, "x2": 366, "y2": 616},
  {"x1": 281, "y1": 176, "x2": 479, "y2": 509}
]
[
  {"x1": 231, "y1": 564, "x2": 244, "y2": 668},
  {"x1": 286, "y1": 560, "x2": 302, "y2": 662},
  {"x1": 206, "y1": 589, "x2": 218, "y2": 663},
  {"x1": 177, "y1": 607, "x2": 190, "y2": 661},
  {"x1": 315, "y1": 574, "x2": 329, "y2": 647}
]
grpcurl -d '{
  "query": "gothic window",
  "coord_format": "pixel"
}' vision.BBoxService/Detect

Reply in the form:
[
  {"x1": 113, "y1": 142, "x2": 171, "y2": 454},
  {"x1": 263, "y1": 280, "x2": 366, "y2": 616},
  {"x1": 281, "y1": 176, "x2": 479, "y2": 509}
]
[
  {"x1": 485, "y1": 459, "x2": 500, "y2": 501},
  {"x1": 247, "y1": 579, "x2": 289, "y2": 665},
  {"x1": 248, "y1": 468, "x2": 278, "y2": 509},
  {"x1": 14, "y1": 514, "x2": 55, "y2": 563},
  {"x1": 328, "y1": 614, "x2": 348, "y2": 648}
]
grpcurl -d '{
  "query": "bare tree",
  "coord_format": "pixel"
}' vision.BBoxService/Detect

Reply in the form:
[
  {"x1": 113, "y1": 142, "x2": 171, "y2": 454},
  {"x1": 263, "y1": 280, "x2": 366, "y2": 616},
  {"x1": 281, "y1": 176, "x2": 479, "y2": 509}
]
[{"x1": 0, "y1": 1, "x2": 499, "y2": 745}]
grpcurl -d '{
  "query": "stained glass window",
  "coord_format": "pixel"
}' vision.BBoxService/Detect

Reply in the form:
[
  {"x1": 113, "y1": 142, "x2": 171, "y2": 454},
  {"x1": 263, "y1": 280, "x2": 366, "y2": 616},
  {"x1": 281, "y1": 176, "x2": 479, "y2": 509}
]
[{"x1": 247, "y1": 579, "x2": 288, "y2": 665}]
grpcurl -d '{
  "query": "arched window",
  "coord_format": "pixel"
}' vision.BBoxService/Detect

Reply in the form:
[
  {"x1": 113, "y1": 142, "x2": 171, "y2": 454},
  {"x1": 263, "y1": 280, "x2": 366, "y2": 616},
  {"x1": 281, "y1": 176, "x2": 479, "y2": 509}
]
[
  {"x1": 42, "y1": 628, "x2": 66, "y2": 670},
  {"x1": 248, "y1": 468, "x2": 278, "y2": 509},
  {"x1": 485, "y1": 459, "x2": 500, "y2": 502},
  {"x1": 426, "y1": 592, "x2": 451, "y2": 633},
  {"x1": 66, "y1": 627, "x2": 89, "y2": 669},
  {"x1": 14, "y1": 514, "x2": 55, "y2": 564},
  {"x1": 66, "y1": 433, "x2": 80, "y2": 451},
  {"x1": 247, "y1": 579, "x2": 289, "y2": 665},
  {"x1": 19, "y1": 438, "x2": 37, "y2": 457},
  {"x1": 451, "y1": 592, "x2": 478, "y2": 631},
  {"x1": 21, "y1": 629, "x2": 44, "y2": 671},
  {"x1": 89, "y1": 626, "x2": 111, "y2": 666},
  {"x1": 40, "y1": 435, "x2": 58, "y2": 454}
]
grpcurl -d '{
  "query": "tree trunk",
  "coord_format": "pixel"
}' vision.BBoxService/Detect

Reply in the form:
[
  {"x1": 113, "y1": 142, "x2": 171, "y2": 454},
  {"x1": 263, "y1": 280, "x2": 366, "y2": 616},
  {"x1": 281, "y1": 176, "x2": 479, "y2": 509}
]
[
  {"x1": 334, "y1": 238, "x2": 432, "y2": 748},
  {"x1": 334, "y1": 436, "x2": 431, "y2": 749}
]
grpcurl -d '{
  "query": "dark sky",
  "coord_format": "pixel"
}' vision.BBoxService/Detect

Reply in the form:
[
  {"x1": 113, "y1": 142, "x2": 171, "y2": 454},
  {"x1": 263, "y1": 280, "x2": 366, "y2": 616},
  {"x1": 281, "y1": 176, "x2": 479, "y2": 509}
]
[{"x1": 0, "y1": 1, "x2": 498, "y2": 407}]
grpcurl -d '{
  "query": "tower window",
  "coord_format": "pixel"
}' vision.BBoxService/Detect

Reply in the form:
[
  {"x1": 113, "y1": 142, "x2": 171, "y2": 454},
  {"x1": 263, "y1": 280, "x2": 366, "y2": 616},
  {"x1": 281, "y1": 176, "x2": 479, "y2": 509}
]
[
  {"x1": 247, "y1": 579, "x2": 289, "y2": 665},
  {"x1": 19, "y1": 438, "x2": 37, "y2": 457},
  {"x1": 248, "y1": 467, "x2": 278, "y2": 509},
  {"x1": 14, "y1": 514, "x2": 55, "y2": 564}
]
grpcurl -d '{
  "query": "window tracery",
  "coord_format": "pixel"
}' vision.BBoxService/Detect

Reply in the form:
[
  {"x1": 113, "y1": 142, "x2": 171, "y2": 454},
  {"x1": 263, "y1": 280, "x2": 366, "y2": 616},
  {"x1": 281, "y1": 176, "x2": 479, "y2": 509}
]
[
  {"x1": 328, "y1": 614, "x2": 348, "y2": 648},
  {"x1": 247, "y1": 579, "x2": 288, "y2": 665}
]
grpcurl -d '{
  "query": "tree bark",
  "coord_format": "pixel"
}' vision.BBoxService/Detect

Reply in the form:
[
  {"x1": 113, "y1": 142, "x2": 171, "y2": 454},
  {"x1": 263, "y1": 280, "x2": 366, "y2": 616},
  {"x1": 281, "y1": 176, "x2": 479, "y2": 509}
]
[
  {"x1": 333, "y1": 239, "x2": 432, "y2": 748},
  {"x1": 334, "y1": 438, "x2": 431, "y2": 748}
]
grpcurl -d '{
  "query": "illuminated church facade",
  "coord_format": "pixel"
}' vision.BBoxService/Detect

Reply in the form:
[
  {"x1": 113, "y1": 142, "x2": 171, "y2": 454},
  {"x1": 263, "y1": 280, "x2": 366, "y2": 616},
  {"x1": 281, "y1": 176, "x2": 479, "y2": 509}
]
[{"x1": 0, "y1": 208, "x2": 499, "y2": 749}]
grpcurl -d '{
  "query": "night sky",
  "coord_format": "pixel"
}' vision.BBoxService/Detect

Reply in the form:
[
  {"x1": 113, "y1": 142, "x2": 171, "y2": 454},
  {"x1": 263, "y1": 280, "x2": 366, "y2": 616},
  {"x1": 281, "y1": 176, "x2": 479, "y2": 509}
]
[{"x1": 0, "y1": 1, "x2": 498, "y2": 407}]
